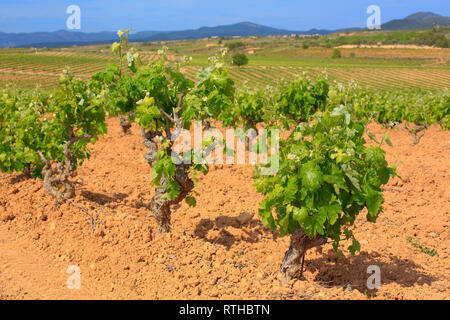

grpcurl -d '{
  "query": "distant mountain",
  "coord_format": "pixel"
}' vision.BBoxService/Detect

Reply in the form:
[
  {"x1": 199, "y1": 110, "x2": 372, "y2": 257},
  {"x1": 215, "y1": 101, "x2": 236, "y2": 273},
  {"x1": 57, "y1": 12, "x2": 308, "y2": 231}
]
[
  {"x1": 0, "y1": 30, "x2": 165, "y2": 48},
  {"x1": 0, "y1": 30, "x2": 118, "y2": 48},
  {"x1": 0, "y1": 12, "x2": 449, "y2": 48},
  {"x1": 382, "y1": 12, "x2": 450, "y2": 30},
  {"x1": 0, "y1": 22, "x2": 323, "y2": 48},
  {"x1": 130, "y1": 22, "x2": 330, "y2": 43}
]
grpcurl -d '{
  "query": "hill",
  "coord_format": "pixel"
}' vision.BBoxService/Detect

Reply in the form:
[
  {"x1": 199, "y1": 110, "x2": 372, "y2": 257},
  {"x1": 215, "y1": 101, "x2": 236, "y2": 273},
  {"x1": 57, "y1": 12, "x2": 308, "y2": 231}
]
[
  {"x1": 0, "y1": 22, "x2": 316, "y2": 48},
  {"x1": 382, "y1": 12, "x2": 450, "y2": 30},
  {"x1": 130, "y1": 22, "x2": 332, "y2": 43}
]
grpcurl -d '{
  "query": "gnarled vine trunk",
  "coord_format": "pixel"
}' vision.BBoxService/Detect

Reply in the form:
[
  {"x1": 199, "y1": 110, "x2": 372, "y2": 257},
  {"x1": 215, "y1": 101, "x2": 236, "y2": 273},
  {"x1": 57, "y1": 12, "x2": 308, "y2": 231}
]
[
  {"x1": 119, "y1": 115, "x2": 132, "y2": 134},
  {"x1": 37, "y1": 128, "x2": 92, "y2": 204},
  {"x1": 142, "y1": 92, "x2": 195, "y2": 233},
  {"x1": 281, "y1": 229, "x2": 327, "y2": 282},
  {"x1": 403, "y1": 124, "x2": 427, "y2": 145},
  {"x1": 149, "y1": 164, "x2": 194, "y2": 233}
]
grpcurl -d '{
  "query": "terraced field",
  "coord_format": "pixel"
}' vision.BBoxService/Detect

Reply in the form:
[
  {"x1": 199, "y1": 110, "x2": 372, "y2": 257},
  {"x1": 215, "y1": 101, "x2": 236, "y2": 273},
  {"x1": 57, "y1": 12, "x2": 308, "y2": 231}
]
[
  {"x1": 183, "y1": 65, "x2": 450, "y2": 90},
  {"x1": 0, "y1": 44, "x2": 449, "y2": 90}
]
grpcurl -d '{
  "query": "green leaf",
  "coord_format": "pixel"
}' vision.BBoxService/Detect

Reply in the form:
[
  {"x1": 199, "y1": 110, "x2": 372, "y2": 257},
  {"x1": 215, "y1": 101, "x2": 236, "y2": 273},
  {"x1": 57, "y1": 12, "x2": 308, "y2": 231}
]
[
  {"x1": 326, "y1": 202, "x2": 341, "y2": 225},
  {"x1": 260, "y1": 208, "x2": 276, "y2": 230},
  {"x1": 283, "y1": 176, "x2": 298, "y2": 204},
  {"x1": 381, "y1": 131, "x2": 393, "y2": 147},
  {"x1": 341, "y1": 164, "x2": 361, "y2": 191},
  {"x1": 348, "y1": 238, "x2": 361, "y2": 255},
  {"x1": 323, "y1": 165, "x2": 348, "y2": 193},
  {"x1": 366, "y1": 188, "x2": 383, "y2": 222},
  {"x1": 301, "y1": 161, "x2": 323, "y2": 192},
  {"x1": 344, "y1": 229, "x2": 353, "y2": 240},
  {"x1": 292, "y1": 207, "x2": 309, "y2": 224},
  {"x1": 186, "y1": 196, "x2": 197, "y2": 208},
  {"x1": 366, "y1": 129, "x2": 379, "y2": 143},
  {"x1": 24, "y1": 150, "x2": 35, "y2": 163},
  {"x1": 278, "y1": 212, "x2": 291, "y2": 236},
  {"x1": 316, "y1": 208, "x2": 328, "y2": 225}
]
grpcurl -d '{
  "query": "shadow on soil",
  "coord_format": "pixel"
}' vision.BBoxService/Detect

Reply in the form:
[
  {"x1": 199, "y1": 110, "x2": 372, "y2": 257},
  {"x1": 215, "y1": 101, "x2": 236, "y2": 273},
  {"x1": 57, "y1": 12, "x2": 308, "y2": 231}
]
[
  {"x1": 194, "y1": 212, "x2": 279, "y2": 249},
  {"x1": 307, "y1": 249, "x2": 437, "y2": 297},
  {"x1": 9, "y1": 172, "x2": 31, "y2": 184},
  {"x1": 81, "y1": 190, "x2": 128, "y2": 205}
]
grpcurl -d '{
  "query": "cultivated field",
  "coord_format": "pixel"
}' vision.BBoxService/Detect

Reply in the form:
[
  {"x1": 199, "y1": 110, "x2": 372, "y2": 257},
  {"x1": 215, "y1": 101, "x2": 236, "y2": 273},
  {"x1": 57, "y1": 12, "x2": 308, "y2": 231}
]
[
  {"x1": 1, "y1": 36, "x2": 449, "y2": 90},
  {"x1": 0, "y1": 32, "x2": 449, "y2": 300}
]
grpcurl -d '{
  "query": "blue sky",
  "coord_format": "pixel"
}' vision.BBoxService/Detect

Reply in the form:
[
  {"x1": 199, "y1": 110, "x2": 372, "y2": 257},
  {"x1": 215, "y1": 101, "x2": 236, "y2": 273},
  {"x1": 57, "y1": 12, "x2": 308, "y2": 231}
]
[{"x1": 0, "y1": 0, "x2": 449, "y2": 33}]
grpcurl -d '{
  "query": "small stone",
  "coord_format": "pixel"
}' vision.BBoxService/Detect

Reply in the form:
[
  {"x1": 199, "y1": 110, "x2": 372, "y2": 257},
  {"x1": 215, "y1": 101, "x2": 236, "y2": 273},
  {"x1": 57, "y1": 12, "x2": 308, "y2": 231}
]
[
  {"x1": 49, "y1": 223, "x2": 56, "y2": 231},
  {"x1": 166, "y1": 265, "x2": 176, "y2": 272},
  {"x1": 236, "y1": 212, "x2": 253, "y2": 225}
]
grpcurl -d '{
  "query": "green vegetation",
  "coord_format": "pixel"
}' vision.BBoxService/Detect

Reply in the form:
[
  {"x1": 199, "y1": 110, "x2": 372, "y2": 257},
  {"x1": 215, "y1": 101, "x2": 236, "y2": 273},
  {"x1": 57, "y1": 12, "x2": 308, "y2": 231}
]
[
  {"x1": 232, "y1": 53, "x2": 249, "y2": 67},
  {"x1": 254, "y1": 104, "x2": 396, "y2": 278},
  {"x1": 1, "y1": 28, "x2": 449, "y2": 91},
  {"x1": 1, "y1": 28, "x2": 449, "y2": 280},
  {"x1": 328, "y1": 84, "x2": 450, "y2": 129},
  {"x1": 226, "y1": 41, "x2": 246, "y2": 51},
  {"x1": 0, "y1": 53, "x2": 111, "y2": 72},
  {"x1": 190, "y1": 55, "x2": 431, "y2": 68},
  {"x1": 407, "y1": 237, "x2": 439, "y2": 257},
  {"x1": 323, "y1": 27, "x2": 450, "y2": 48},
  {"x1": 332, "y1": 49, "x2": 342, "y2": 59},
  {"x1": 91, "y1": 32, "x2": 236, "y2": 233},
  {"x1": 0, "y1": 70, "x2": 107, "y2": 202},
  {"x1": 0, "y1": 87, "x2": 48, "y2": 177}
]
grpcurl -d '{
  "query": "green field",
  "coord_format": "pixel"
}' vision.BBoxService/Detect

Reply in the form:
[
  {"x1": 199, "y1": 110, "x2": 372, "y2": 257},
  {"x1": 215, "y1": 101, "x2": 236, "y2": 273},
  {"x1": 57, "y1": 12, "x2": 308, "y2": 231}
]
[{"x1": 0, "y1": 30, "x2": 449, "y2": 91}]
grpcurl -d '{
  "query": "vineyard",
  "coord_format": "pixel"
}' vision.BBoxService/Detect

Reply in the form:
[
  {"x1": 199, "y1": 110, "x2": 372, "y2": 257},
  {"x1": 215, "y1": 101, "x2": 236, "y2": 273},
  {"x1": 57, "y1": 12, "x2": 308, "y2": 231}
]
[
  {"x1": 1, "y1": 40, "x2": 450, "y2": 90},
  {"x1": 2, "y1": 62, "x2": 449, "y2": 91},
  {"x1": 0, "y1": 31, "x2": 449, "y2": 300}
]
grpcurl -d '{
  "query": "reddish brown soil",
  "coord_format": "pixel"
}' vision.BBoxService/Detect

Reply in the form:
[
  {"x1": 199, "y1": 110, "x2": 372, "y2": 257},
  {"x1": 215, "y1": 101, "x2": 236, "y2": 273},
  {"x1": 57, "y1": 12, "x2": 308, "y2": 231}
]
[{"x1": 0, "y1": 119, "x2": 449, "y2": 300}]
